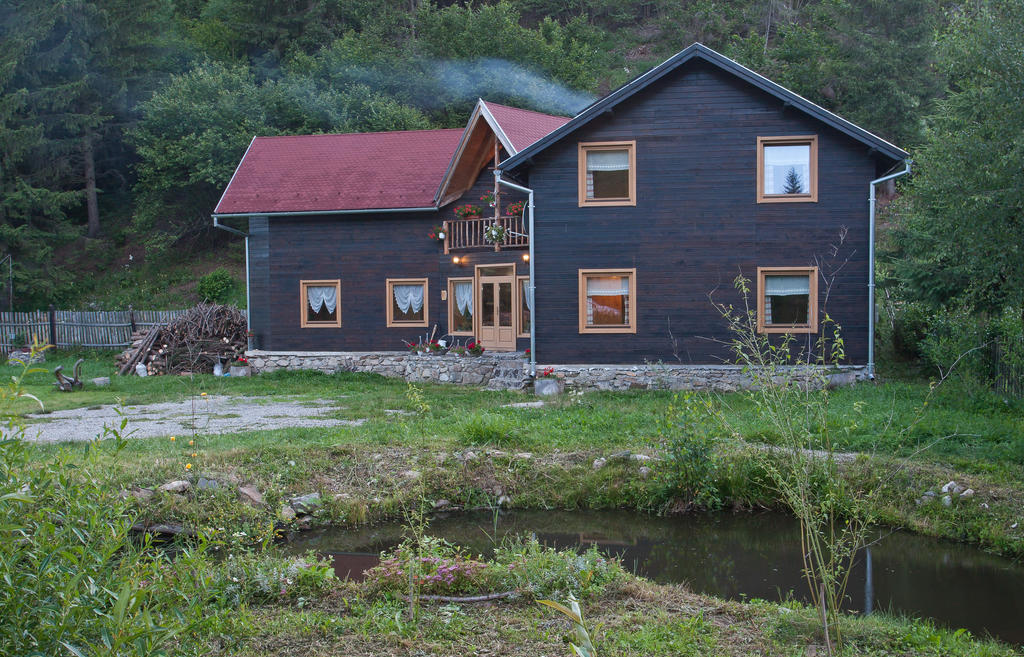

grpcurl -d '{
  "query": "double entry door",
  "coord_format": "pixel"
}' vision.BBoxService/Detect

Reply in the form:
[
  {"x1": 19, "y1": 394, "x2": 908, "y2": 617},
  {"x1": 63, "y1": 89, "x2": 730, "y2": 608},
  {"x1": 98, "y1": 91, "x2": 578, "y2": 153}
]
[{"x1": 475, "y1": 263, "x2": 516, "y2": 351}]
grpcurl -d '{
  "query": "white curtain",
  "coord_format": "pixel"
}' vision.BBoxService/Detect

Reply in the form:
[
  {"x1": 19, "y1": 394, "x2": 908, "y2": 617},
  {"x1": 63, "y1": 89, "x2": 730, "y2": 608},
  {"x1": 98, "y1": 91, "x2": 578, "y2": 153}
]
[
  {"x1": 521, "y1": 278, "x2": 533, "y2": 312},
  {"x1": 393, "y1": 284, "x2": 424, "y2": 315},
  {"x1": 454, "y1": 281, "x2": 473, "y2": 316},
  {"x1": 587, "y1": 276, "x2": 629, "y2": 296},
  {"x1": 307, "y1": 285, "x2": 337, "y2": 314},
  {"x1": 586, "y1": 149, "x2": 629, "y2": 171},
  {"x1": 764, "y1": 275, "x2": 809, "y2": 296}
]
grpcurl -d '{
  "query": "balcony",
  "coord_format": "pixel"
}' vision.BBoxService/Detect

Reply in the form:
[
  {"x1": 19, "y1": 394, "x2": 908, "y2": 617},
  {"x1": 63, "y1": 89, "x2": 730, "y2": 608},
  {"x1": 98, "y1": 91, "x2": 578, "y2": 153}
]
[{"x1": 444, "y1": 214, "x2": 528, "y2": 252}]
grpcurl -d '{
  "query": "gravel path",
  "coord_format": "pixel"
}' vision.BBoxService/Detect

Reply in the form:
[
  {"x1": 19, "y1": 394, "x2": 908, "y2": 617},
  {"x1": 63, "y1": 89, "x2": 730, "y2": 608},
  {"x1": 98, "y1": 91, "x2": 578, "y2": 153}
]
[{"x1": 24, "y1": 396, "x2": 366, "y2": 443}]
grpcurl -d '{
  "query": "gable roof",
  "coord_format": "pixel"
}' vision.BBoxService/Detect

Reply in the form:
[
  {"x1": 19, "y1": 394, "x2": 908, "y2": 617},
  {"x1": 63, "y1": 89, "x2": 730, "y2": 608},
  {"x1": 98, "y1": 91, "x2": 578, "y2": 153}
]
[
  {"x1": 214, "y1": 101, "x2": 569, "y2": 217},
  {"x1": 500, "y1": 43, "x2": 908, "y2": 173}
]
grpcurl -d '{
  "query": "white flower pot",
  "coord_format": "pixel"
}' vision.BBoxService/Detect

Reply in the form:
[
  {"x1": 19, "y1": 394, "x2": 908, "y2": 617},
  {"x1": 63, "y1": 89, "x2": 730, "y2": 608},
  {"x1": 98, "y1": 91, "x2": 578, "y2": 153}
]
[
  {"x1": 229, "y1": 365, "x2": 251, "y2": 377},
  {"x1": 534, "y1": 378, "x2": 563, "y2": 397}
]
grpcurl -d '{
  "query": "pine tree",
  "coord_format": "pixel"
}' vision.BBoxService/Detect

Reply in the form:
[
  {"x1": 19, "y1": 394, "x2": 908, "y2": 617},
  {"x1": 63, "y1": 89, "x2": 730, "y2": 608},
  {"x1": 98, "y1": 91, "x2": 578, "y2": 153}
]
[{"x1": 783, "y1": 167, "x2": 804, "y2": 194}]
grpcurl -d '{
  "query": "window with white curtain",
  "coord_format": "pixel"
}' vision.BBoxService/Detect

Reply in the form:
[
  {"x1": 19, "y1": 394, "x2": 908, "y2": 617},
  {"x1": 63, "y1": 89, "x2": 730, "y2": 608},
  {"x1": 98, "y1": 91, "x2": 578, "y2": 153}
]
[
  {"x1": 757, "y1": 267, "x2": 818, "y2": 334},
  {"x1": 757, "y1": 136, "x2": 818, "y2": 202},
  {"x1": 448, "y1": 278, "x2": 473, "y2": 334},
  {"x1": 300, "y1": 280, "x2": 341, "y2": 328},
  {"x1": 578, "y1": 141, "x2": 636, "y2": 206},
  {"x1": 518, "y1": 276, "x2": 532, "y2": 336},
  {"x1": 387, "y1": 278, "x2": 428, "y2": 327},
  {"x1": 578, "y1": 269, "x2": 637, "y2": 333}
]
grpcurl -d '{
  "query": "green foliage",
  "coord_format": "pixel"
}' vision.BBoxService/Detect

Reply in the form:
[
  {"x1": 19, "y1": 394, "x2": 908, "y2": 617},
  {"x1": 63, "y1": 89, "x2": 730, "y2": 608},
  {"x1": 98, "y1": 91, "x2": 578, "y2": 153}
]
[
  {"x1": 537, "y1": 593, "x2": 598, "y2": 657},
  {"x1": 215, "y1": 551, "x2": 336, "y2": 607},
  {"x1": 890, "y1": 1, "x2": 1024, "y2": 313},
  {"x1": 196, "y1": 267, "x2": 236, "y2": 303},
  {"x1": 491, "y1": 536, "x2": 624, "y2": 600},
  {"x1": 457, "y1": 411, "x2": 519, "y2": 446},
  {"x1": 656, "y1": 392, "x2": 722, "y2": 510}
]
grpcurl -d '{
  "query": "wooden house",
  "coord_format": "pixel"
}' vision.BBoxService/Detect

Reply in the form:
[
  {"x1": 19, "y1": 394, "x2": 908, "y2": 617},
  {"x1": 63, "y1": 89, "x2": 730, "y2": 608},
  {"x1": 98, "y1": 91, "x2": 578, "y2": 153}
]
[{"x1": 213, "y1": 44, "x2": 908, "y2": 379}]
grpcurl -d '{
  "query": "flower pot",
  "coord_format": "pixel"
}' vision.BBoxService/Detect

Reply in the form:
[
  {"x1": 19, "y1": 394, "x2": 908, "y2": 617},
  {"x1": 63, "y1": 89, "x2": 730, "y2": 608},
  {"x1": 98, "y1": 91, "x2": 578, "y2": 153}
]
[
  {"x1": 534, "y1": 378, "x2": 563, "y2": 397},
  {"x1": 229, "y1": 365, "x2": 251, "y2": 377}
]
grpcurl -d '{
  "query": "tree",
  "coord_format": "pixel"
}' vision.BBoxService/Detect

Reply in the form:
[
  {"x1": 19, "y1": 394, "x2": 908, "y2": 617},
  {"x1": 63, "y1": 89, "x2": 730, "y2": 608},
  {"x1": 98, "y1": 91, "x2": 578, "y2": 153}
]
[
  {"x1": 889, "y1": 0, "x2": 1024, "y2": 313},
  {"x1": 783, "y1": 167, "x2": 803, "y2": 194}
]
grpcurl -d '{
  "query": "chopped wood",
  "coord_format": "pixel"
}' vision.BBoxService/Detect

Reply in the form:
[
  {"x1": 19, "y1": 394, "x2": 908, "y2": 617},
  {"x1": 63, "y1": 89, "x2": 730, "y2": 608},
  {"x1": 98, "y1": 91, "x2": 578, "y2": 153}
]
[{"x1": 115, "y1": 304, "x2": 247, "y2": 376}]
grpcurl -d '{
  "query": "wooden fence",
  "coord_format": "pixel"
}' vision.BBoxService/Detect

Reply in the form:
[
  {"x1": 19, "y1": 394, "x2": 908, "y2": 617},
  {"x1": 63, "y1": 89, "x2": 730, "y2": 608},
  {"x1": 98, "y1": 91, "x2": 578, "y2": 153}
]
[
  {"x1": 992, "y1": 337, "x2": 1024, "y2": 399},
  {"x1": 0, "y1": 309, "x2": 246, "y2": 352}
]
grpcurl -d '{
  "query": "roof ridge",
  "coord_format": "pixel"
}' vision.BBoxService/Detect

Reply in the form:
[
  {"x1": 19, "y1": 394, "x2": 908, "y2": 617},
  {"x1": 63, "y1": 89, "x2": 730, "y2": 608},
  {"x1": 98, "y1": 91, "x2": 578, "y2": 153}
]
[
  {"x1": 482, "y1": 100, "x2": 571, "y2": 120},
  {"x1": 253, "y1": 128, "x2": 464, "y2": 140}
]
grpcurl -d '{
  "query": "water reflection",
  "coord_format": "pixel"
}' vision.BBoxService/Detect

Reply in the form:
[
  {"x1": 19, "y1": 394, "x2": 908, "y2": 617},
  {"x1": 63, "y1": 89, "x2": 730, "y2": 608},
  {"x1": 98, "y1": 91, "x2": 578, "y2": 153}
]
[{"x1": 284, "y1": 510, "x2": 1024, "y2": 644}]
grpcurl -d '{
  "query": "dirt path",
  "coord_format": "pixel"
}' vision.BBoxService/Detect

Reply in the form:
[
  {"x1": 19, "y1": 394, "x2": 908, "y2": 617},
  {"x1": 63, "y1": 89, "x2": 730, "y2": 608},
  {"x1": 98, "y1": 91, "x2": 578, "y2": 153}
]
[{"x1": 24, "y1": 396, "x2": 365, "y2": 443}]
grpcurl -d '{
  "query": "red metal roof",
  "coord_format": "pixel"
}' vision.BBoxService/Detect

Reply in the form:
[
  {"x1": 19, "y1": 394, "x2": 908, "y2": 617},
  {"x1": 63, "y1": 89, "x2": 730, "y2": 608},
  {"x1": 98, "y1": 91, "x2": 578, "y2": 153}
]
[
  {"x1": 214, "y1": 102, "x2": 570, "y2": 216},
  {"x1": 484, "y1": 101, "x2": 571, "y2": 153},
  {"x1": 215, "y1": 129, "x2": 464, "y2": 215}
]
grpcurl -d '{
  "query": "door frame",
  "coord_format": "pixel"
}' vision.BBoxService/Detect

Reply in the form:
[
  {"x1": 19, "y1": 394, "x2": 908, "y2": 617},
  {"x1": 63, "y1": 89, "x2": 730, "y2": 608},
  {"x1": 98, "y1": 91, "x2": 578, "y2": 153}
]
[{"x1": 474, "y1": 262, "x2": 517, "y2": 351}]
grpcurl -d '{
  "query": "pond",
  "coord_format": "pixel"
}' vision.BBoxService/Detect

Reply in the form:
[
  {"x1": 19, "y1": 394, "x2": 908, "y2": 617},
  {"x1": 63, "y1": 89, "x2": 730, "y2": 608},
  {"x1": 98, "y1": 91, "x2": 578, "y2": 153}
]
[{"x1": 283, "y1": 510, "x2": 1024, "y2": 644}]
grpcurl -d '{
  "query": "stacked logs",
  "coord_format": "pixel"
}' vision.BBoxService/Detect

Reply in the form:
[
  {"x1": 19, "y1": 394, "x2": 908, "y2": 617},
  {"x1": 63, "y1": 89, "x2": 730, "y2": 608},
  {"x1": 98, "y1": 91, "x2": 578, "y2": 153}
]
[{"x1": 116, "y1": 304, "x2": 248, "y2": 375}]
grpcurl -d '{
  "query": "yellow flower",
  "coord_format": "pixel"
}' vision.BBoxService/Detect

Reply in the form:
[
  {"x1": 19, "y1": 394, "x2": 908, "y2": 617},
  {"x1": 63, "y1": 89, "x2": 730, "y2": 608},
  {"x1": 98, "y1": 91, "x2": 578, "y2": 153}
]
[
  {"x1": 185, "y1": 463, "x2": 192, "y2": 470},
  {"x1": 191, "y1": 452, "x2": 197, "y2": 458},
  {"x1": 188, "y1": 440, "x2": 194, "y2": 446},
  {"x1": 200, "y1": 392, "x2": 208, "y2": 397},
  {"x1": 169, "y1": 436, "x2": 176, "y2": 442}
]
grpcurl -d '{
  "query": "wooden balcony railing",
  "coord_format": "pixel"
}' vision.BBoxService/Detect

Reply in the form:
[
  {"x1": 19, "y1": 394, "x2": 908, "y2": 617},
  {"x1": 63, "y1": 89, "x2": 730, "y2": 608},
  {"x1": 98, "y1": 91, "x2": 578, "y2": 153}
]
[{"x1": 444, "y1": 214, "x2": 528, "y2": 252}]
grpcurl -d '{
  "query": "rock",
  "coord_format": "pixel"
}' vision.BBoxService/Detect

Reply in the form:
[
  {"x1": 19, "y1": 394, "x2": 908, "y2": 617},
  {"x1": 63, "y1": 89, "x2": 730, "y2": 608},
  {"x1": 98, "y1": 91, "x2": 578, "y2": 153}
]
[
  {"x1": 159, "y1": 480, "x2": 191, "y2": 494},
  {"x1": 280, "y1": 505, "x2": 296, "y2": 522},
  {"x1": 287, "y1": 460, "x2": 296, "y2": 467},
  {"x1": 238, "y1": 485, "x2": 265, "y2": 507},
  {"x1": 514, "y1": 452, "x2": 533, "y2": 460},
  {"x1": 922, "y1": 490, "x2": 937, "y2": 498},
  {"x1": 638, "y1": 466, "x2": 652, "y2": 479},
  {"x1": 433, "y1": 499, "x2": 450, "y2": 509},
  {"x1": 610, "y1": 450, "x2": 632, "y2": 461},
  {"x1": 131, "y1": 486, "x2": 155, "y2": 502},
  {"x1": 941, "y1": 481, "x2": 962, "y2": 494},
  {"x1": 334, "y1": 492, "x2": 352, "y2": 501},
  {"x1": 461, "y1": 450, "x2": 478, "y2": 462},
  {"x1": 980, "y1": 502, "x2": 990, "y2": 509},
  {"x1": 132, "y1": 522, "x2": 188, "y2": 537},
  {"x1": 90, "y1": 377, "x2": 110, "y2": 387},
  {"x1": 960, "y1": 488, "x2": 975, "y2": 498},
  {"x1": 497, "y1": 495, "x2": 512, "y2": 506},
  {"x1": 941, "y1": 495, "x2": 952, "y2": 507},
  {"x1": 401, "y1": 470, "x2": 421, "y2": 480},
  {"x1": 196, "y1": 477, "x2": 219, "y2": 491},
  {"x1": 289, "y1": 492, "x2": 321, "y2": 514},
  {"x1": 592, "y1": 457, "x2": 607, "y2": 470},
  {"x1": 631, "y1": 453, "x2": 653, "y2": 463},
  {"x1": 296, "y1": 515, "x2": 313, "y2": 530},
  {"x1": 487, "y1": 450, "x2": 507, "y2": 457}
]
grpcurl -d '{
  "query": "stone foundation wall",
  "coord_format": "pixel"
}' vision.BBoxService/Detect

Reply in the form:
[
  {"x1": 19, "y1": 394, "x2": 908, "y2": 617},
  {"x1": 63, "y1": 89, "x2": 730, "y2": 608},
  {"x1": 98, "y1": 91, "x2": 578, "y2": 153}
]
[{"x1": 247, "y1": 350, "x2": 868, "y2": 392}]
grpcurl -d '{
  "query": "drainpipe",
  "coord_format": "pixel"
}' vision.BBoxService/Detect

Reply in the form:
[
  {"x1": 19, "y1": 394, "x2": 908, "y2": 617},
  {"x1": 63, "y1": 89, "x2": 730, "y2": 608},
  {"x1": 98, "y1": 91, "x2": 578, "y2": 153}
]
[
  {"x1": 493, "y1": 170, "x2": 535, "y2": 378},
  {"x1": 212, "y1": 216, "x2": 251, "y2": 332},
  {"x1": 867, "y1": 160, "x2": 911, "y2": 380}
]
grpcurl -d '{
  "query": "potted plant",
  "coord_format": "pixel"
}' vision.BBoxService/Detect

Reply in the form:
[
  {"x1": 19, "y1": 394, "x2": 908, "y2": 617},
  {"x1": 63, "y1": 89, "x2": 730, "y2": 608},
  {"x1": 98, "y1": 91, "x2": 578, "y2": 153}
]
[
  {"x1": 506, "y1": 200, "x2": 525, "y2": 218},
  {"x1": 229, "y1": 356, "x2": 251, "y2": 377},
  {"x1": 480, "y1": 191, "x2": 496, "y2": 207},
  {"x1": 466, "y1": 339, "x2": 485, "y2": 356},
  {"x1": 454, "y1": 204, "x2": 483, "y2": 220},
  {"x1": 427, "y1": 225, "x2": 446, "y2": 242},
  {"x1": 484, "y1": 224, "x2": 507, "y2": 244},
  {"x1": 534, "y1": 367, "x2": 562, "y2": 397}
]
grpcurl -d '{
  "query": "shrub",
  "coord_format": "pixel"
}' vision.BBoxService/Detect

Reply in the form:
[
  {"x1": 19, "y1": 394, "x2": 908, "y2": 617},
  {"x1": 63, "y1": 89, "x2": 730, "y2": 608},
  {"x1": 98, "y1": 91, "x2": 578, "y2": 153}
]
[
  {"x1": 492, "y1": 536, "x2": 624, "y2": 600},
  {"x1": 196, "y1": 268, "x2": 236, "y2": 303},
  {"x1": 656, "y1": 391, "x2": 722, "y2": 511},
  {"x1": 365, "y1": 537, "x2": 490, "y2": 597},
  {"x1": 457, "y1": 412, "x2": 518, "y2": 446}
]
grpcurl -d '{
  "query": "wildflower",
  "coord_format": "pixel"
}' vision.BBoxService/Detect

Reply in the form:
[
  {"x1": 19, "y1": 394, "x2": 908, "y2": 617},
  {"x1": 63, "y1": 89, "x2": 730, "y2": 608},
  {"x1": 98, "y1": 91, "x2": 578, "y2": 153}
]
[
  {"x1": 188, "y1": 440, "x2": 194, "y2": 446},
  {"x1": 169, "y1": 436, "x2": 175, "y2": 442},
  {"x1": 185, "y1": 463, "x2": 192, "y2": 470},
  {"x1": 200, "y1": 392, "x2": 208, "y2": 397},
  {"x1": 191, "y1": 452, "x2": 197, "y2": 458}
]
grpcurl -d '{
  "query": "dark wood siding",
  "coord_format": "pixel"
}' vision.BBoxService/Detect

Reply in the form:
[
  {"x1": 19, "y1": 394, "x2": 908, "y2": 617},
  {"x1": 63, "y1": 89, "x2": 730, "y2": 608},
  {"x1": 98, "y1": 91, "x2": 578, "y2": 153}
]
[{"x1": 521, "y1": 61, "x2": 880, "y2": 365}]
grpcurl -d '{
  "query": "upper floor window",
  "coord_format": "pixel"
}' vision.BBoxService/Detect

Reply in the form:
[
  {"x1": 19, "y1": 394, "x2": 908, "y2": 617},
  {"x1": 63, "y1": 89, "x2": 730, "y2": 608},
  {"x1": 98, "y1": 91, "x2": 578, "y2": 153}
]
[
  {"x1": 757, "y1": 267, "x2": 818, "y2": 334},
  {"x1": 300, "y1": 280, "x2": 341, "y2": 328},
  {"x1": 757, "y1": 136, "x2": 818, "y2": 203},
  {"x1": 578, "y1": 141, "x2": 636, "y2": 207},
  {"x1": 387, "y1": 278, "x2": 428, "y2": 327}
]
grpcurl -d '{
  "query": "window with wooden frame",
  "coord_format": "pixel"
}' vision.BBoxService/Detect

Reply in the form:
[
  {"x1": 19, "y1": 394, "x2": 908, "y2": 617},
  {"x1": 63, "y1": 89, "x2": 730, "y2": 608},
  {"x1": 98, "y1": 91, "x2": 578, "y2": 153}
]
[
  {"x1": 757, "y1": 135, "x2": 818, "y2": 203},
  {"x1": 448, "y1": 278, "x2": 473, "y2": 335},
  {"x1": 578, "y1": 141, "x2": 637, "y2": 207},
  {"x1": 757, "y1": 267, "x2": 818, "y2": 334},
  {"x1": 578, "y1": 269, "x2": 637, "y2": 334},
  {"x1": 386, "y1": 278, "x2": 429, "y2": 327},
  {"x1": 300, "y1": 280, "x2": 341, "y2": 328},
  {"x1": 517, "y1": 275, "x2": 532, "y2": 337}
]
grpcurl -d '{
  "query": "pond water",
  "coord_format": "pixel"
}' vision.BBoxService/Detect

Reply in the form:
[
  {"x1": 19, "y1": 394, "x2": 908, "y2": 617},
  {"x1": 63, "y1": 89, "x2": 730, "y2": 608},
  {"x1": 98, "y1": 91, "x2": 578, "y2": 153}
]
[{"x1": 283, "y1": 510, "x2": 1024, "y2": 644}]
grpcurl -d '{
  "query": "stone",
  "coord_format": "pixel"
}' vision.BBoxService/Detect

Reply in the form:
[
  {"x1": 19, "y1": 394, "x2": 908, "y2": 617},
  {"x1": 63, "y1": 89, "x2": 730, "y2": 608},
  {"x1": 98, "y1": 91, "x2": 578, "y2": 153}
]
[
  {"x1": 592, "y1": 457, "x2": 607, "y2": 470},
  {"x1": 503, "y1": 400, "x2": 546, "y2": 409},
  {"x1": 131, "y1": 486, "x2": 155, "y2": 502},
  {"x1": 961, "y1": 488, "x2": 975, "y2": 498},
  {"x1": 433, "y1": 499, "x2": 450, "y2": 509},
  {"x1": 638, "y1": 466, "x2": 652, "y2": 479},
  {"x1": 497, "y1": 495, "x2": 512, "y2": 506},
  {"x1": 631, "y1": 453, "x2": 653, "y2": 463},
  {"x1": 280, "y1": 505, "x2": 296, "y2": 522},
  {"x1": 196, "y1": 477, "x2": 219, "y2": 491},
  {"x1": 238, "y1": 485, "x2": 265, "y2": 507},
  {"x1": 462, "y1": 450, "x2": 478, "y2": 462},
  {"x1": 487, "y1": 450, "x2": 507, "y2": 457},
  {"x1": 534, "y1": 378, "x2": 563, "y2": 397},
  {"x1": 922, "y1": 490, "x2": 937, "y2": 498},
  {"x1": 610, "y1": 450, "x2": 632, "y2": 461},
  {"x1": 980, "y1": 502, "x2": 990, "y2": 509},
  {"x1": 941, "y1": 495, "x2": 952, "y2": 507},
  {"x1": 90, "y1": 377, "x2": 110, "y2": 387},
  {"x1": 289, "y1": 492, "x2": 321, "y2": 514},
  {"x1": 159, "y1": 480, "x2": 190, "y2": 494},
  {"x1": 296, "y1": 515, "x2": 313, "y2": 530},
  {"x1": 514, "y1": 452, "x2": 533, "y2": 460},
  {"x1": 941, "y1": 481, "x2": 962, "y2": 494}
]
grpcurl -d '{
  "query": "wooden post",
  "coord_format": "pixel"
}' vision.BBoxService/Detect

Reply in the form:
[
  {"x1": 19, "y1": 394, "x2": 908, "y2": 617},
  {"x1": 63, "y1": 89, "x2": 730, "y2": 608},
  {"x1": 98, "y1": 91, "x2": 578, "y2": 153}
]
[
  {"x1": 48, "y1": 304, "x2": 57, "y2": 349},
  {"x1": 129, "y1": 305, "x2": 137, "y2": 333}
]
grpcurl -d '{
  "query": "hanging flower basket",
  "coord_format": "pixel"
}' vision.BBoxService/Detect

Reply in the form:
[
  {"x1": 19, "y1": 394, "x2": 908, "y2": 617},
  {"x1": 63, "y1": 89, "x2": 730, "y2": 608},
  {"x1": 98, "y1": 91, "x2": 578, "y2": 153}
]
[
  {"x1": 427, "y1": 225, "x2": 446, "y2": 242},
  {"x1": 480, "y1": 191, "x2": 496, "y2": 207},
  {"x1": 484, "y1": 224, "x2": 507, "y2": 244},
  {"x1": 454, "y1": 204, "x2": 484, "y2": 220}
]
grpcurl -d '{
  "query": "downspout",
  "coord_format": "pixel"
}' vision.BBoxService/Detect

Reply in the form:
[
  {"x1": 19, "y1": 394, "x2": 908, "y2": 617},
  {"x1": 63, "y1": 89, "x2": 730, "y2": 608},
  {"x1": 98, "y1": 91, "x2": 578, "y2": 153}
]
[
  {"x1": 493, "y1": 170, "x2": 535, "y2": 378},
  {"x1": 213, "y1": 216, "x2": 251, "y2": 332},
  {"x1": 867, "y1": 160, "x2": 911, "y2": 380}
]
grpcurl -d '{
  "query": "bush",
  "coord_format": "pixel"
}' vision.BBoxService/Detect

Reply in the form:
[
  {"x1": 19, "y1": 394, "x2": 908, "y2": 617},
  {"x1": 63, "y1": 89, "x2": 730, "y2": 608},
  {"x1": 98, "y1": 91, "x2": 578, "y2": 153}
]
[
  {"x1": 457, "y1": 412, "x2": 518, "y2": 446},
  {"x1": 196, "y1": 268, "x2": 236, "y2": 304},
  {"x1": 656, "y1": 392, "x2": 722, "y2": 511}
]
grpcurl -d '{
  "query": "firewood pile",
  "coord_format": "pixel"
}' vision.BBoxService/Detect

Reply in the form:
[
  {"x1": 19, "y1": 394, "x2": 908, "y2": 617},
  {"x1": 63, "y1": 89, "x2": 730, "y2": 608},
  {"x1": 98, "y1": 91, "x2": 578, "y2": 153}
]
[{"x1": 116, "y1": 304, "x2": 248, "y2": 376}]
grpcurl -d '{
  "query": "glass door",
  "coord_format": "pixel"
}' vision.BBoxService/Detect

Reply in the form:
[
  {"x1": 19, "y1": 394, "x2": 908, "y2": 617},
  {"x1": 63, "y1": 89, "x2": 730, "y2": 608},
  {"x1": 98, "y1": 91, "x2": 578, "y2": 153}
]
[{"x1": 476, "y1": 264, "x2": 516, "y2": 351}]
